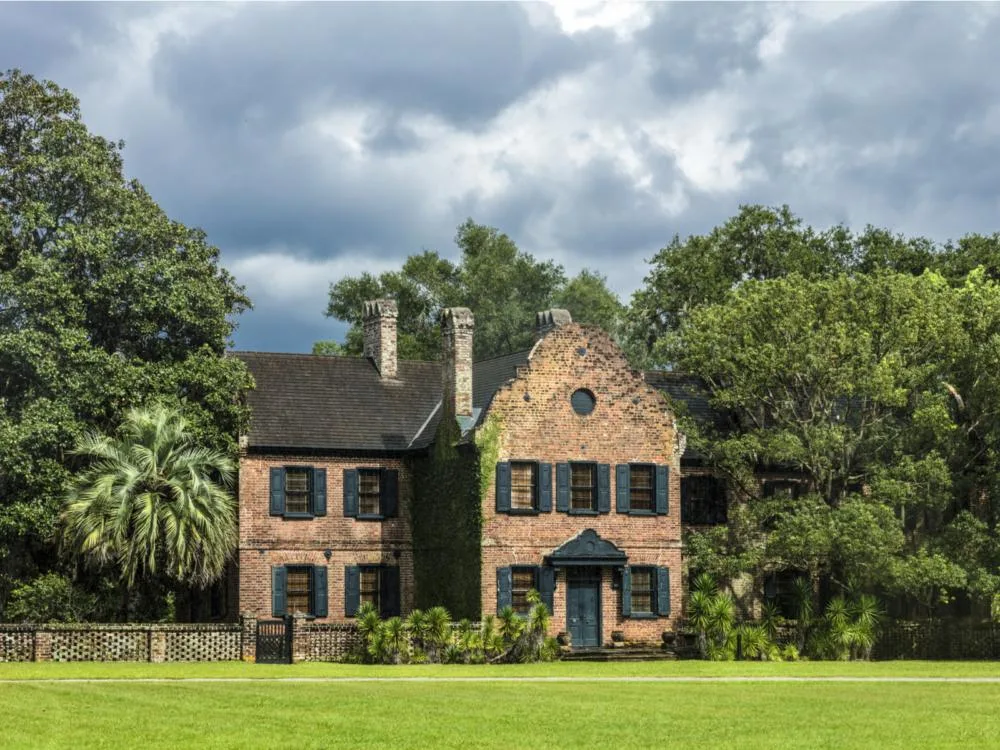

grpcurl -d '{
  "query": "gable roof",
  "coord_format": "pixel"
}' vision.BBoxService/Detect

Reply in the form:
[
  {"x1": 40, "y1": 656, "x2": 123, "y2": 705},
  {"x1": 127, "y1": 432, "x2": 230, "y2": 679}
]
[
  {"x1": 234, "y1": 352, "x2": 442, "y2": 452},
  {"x1": 472, "y1": 349, "x2": 531, "y2": 412}
]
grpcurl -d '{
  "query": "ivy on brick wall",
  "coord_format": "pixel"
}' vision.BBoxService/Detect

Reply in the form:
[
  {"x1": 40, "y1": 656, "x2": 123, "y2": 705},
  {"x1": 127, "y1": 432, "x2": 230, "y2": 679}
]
[{"x1": 411, "y1": 417, "x2": 483, "y2": 618}]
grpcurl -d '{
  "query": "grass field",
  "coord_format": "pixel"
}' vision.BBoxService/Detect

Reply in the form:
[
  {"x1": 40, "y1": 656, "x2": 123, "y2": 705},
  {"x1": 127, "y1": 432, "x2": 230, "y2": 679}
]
[{"x1": 3, "y1": 661, "x2": 999, "y2": 748}]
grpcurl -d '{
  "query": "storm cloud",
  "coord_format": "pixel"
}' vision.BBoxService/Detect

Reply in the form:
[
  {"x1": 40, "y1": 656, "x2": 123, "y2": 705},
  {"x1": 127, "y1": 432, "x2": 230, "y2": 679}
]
[{"x1": 2, "y1": 1, "x2": 999, "y2": 351}]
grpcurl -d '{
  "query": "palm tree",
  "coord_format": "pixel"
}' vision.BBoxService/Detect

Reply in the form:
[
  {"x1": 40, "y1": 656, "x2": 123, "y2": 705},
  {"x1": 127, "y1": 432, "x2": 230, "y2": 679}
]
[{"x1": 61, "y1": 405, "x2": 237, "y2": 618}]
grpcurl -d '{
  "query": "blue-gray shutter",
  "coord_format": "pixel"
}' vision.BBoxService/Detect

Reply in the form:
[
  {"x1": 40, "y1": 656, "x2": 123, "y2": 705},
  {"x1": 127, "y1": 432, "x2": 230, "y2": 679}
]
[
  {"x1": 344, "y1": 566, "x2": 361, "y2": 617},
  {"x1": 655, "y1": 465, "x2": 670, "y2": 515},
  {"x1": 538, "y1": 566, "x2": 555, "y2": 614},
  {"x1": 269, "y1": 467, "x2": 285, "y2": 516},
  {"x1": 616, "y1": 465, "x2": 630, "y2": 514},
  {"x1": 382, "y1": 469, "x2": 399, "y2": 517},
  {"x1": 597, "y1": 463, "x2": 611, "y2": 513},
  {"x1": 497, "y1": 567, "x2": 512, "y2": 613},
  {"x1": 343, "y1": 469, "x2": 358, "y2": 517},
  {"x1": 312, "y1": 565, "x2": 328, "y2": 617},
  {"x1": 271, "y1": 566, "x2": 287, "y2": 617},
  {"x1": 381, "y1": 566, "x2": 401, "y2": 617},
  {"x1": 621, "y1": 566, "x2": 632, "y2": 617},
  {"x1": 656, "y1": 567, "x2": 671, "y2": 616},
  {"x1": 555, "y1": 463, "x2": 570, "y2": 512},
  {"x1": 312, "y1": 468, "x2": 327, "y2": 516},
  {"x1": 538, "y1": 463, "x2": 552, "y2": 512},
  {"x1": 496, "y1": 462, "x2": 511, "y2": 513}
]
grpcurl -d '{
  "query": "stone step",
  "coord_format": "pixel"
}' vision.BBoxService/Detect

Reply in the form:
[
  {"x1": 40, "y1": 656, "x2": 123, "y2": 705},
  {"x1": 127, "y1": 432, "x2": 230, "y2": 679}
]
[{"x1": 560, "y1": 647, "x2": 677, "y2": 662}]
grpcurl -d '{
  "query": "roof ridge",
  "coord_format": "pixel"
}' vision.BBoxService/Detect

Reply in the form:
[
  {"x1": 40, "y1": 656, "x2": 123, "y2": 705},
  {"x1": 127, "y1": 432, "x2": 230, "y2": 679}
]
[
  {"x1": 230, "y1": 350, "x2": 439, "y2": 366},
  {"x1": 473, "y1": 348, "x2": 532, "y2": 365}
]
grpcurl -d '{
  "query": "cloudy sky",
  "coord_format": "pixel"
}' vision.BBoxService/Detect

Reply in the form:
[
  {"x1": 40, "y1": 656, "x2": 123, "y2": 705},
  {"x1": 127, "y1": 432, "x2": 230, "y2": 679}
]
[{"x1": 4, "y1": 1, "x2": 1000, "y2": 353}]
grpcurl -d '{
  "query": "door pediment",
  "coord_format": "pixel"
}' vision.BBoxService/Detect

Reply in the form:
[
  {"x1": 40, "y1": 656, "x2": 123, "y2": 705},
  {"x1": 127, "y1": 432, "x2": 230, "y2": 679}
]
[{"x1": 546, "y1": 529, "x2": 627, "y2": 567}]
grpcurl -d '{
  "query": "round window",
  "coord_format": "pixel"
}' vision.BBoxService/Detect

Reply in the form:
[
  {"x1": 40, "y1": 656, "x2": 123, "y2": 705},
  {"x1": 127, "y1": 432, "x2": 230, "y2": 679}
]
[{"x1": 571, "y1": 388, "x2": 596, "y2": 416}]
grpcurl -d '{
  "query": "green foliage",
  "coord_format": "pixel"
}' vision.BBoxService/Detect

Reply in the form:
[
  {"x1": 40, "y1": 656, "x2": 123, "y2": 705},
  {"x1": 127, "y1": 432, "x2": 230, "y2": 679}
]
[
  {"x1": 807, "y1": 595, "x2": 884, "y2": 661},
  {"x1": 0, "y1": 70, "x2": 252, "y2": 617},
  {"x1": 670, "y1": 269, "x2": 1000, "y2": 611},
  {"x1": 4, "y1": 572, "x2": 97, "y2": 623},
  {"x1": 354, "y1": 596, "x2": 554, "y2": 665},
  {"x1": 322, "y1": 219, "x2": 623, "y2": 360},
  {"x1": 60, "y1": 405, "x2": 238, "y2": 597}
]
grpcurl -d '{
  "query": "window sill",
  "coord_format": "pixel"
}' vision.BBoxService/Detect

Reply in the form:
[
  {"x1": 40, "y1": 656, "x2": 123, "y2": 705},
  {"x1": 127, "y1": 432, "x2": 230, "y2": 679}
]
[
  {"x1": 628, "y1": 613, "x2": 659, "y2": 620},
  {"x1": 280, "y1": 512, "x2": 316, "y2": 520},
  {"x1": 356, "y1": 514, "x2": 387, "y2": 521},
  {"x1": 567, "y1": 509, "x2": 599, "y2": 516},
  {"x1": 504, "y1": 508, "x2": 542, "y2": 516}
]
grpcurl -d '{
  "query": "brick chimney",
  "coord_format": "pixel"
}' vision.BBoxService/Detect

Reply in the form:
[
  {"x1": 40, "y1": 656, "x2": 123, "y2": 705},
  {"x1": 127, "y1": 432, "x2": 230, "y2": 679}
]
[
  {"x1": 535, "y1": 308, "x2": 572, "y2": 338},
  {"x1": 441, "y1": 307, "x2": 474, "y2": 419},
  {"x1": 362, "y1": 299, "x2": 398, "y2": 379}
]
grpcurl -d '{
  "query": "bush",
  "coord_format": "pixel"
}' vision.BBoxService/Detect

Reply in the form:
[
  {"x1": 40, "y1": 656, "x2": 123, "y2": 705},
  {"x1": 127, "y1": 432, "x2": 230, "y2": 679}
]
[
  {"x1": 4, "y1": 573, "x2": 98, "y2": 623},
  {"x1": 354, "y1": 590, "x2": 556, "y2": 665}
]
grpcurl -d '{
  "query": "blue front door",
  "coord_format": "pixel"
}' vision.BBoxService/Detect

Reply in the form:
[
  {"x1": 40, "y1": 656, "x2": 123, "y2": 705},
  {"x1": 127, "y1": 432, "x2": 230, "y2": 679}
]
[{"x1": 567, "y1": 568, "x2": 601, "y2": 648}]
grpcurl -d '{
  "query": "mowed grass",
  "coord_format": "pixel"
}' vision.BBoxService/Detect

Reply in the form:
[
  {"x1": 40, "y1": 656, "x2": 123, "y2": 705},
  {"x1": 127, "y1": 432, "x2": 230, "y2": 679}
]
[
  {"x1": 2, "y1": 676, "x2": 999, "y2": 749},
  {"x1": 2, "y1": 662, "x2": 1000, "y2": 748}
]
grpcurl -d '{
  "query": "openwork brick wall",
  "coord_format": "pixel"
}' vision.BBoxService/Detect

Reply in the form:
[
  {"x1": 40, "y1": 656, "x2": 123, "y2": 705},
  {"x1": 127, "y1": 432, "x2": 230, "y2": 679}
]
[
  {"x1": 296, "y1": 622, "x2": 362, "y2": 662},
  {"x1": 0, "y1": 623, "x2": 244, "y2": 663},
  {"x1": 0, "y1": 626, "x2": 35, "y2": 662}
]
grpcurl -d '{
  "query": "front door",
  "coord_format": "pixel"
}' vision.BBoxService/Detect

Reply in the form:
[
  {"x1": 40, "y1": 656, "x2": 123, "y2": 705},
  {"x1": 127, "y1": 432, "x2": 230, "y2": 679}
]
[{"x1": 566, "y1": 568, "x2": 601, "y2": 648}]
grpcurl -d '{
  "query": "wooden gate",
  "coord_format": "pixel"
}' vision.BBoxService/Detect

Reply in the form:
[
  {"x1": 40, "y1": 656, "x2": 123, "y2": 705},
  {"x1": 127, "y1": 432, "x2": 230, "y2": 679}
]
[{"x1": 256, "y1": 617, "x2": 293, "y2": 664}]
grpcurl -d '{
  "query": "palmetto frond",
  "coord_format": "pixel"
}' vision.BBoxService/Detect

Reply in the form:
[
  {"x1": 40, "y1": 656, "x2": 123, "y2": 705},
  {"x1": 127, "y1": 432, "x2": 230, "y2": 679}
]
[{"x1": 60, "y1": 404, "x2": 237, "y2": 589}]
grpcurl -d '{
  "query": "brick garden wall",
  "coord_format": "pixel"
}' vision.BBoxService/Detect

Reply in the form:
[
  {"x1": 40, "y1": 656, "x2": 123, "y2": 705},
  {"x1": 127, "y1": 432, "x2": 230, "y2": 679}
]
[
  {"x1": 239, "y1": 453, "x2": 415, "y2": 622},
  {"x1": 480, "y1": 323, "x2": 684, "y2": 646}
]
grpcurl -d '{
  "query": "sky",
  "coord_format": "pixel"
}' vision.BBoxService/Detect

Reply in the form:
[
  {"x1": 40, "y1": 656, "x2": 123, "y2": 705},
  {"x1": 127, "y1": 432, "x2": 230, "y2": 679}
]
[{"x1": 3, "y1": 1, "x2": 1000, "y2": 353}]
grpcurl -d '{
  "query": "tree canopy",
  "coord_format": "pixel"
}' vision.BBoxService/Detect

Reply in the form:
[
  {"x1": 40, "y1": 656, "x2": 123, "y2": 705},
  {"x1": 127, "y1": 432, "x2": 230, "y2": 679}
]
[
  {"x1": 319, "y1": 219, "x2": 624, "y2": 361},
  {"x1": 0, "y1": 70, "x2": 252, "y2": 620}
]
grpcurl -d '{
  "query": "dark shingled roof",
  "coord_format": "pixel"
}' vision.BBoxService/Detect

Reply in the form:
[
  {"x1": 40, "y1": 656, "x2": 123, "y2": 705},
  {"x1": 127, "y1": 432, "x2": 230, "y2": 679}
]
[
  {"x1": 472, "y1": 350, "x2": 531, "y2": 411},
  {"x1": 234, "y1": 352, "x2": 442, "y2": 452},
  {"x1": 644, "y1": 371, "x2": 727, "y2": 431}
]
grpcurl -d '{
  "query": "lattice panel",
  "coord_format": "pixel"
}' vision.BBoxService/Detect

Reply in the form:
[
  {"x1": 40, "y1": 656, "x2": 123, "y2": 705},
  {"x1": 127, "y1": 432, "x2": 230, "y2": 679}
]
[
  {"x1": 52, "y1": 630, "x2": 149, "y2": 662},
  {"x1": 164, "y1": 628, "x2": 241, "y2": 661},
  {"x1": 305, "y1": 625, "x2": 362, "y2": 662},
  {"x1": 0, "y1": 630, "x2": 34, "y2": 662}
]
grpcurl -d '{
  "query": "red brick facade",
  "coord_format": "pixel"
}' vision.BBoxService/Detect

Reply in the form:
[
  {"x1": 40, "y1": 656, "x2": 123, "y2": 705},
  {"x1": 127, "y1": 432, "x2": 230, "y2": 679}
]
[
  {"x1": 481, "y1": 322, "x2": 683, "y2": 646},
  {"x1": 238, "y1": 454, "x2": 414, "y2": 621}
]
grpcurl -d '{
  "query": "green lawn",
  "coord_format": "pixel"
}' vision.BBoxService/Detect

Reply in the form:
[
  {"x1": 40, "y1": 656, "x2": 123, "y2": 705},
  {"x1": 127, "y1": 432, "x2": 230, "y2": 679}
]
[{"x1": 2, "y1": 662, "x2": 999, "y2": 749}]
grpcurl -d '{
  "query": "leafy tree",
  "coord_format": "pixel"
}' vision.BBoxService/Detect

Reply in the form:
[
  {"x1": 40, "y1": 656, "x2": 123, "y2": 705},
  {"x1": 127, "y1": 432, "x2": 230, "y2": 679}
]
[
  {"x1": 0, "y1": 70, "x2": 252, "y2": 618},
  {"x1": 61, "y1": 405, "x2": 237, "y2": 619},
  {"x1": 322, "y1": 219, "x2": 622, "y2": 360},
  {"x1": 666, "y1": 270, "x2": 1000, "y2": 611}
]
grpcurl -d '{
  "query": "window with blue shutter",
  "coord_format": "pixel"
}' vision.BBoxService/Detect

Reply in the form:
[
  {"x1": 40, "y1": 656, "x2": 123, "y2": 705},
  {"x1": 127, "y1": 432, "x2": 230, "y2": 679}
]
[
  {"x1": 538, "y1": 566, "x2": 555, "y2": 614},
  {"x1": 343, "y1": 469, "x2": 359, "y2": 518},
  {"x1": 616, "y1": 465, "x2": 630, "y2": 514},
  {"x1": 344, "y1": 565, "x2": 361, "y2": 617},
  {"x1": 555, "y1": 463, "x2": 570, "y2": 512},
  {"x1": 269, "y1": 468, "x2": 285, "y2": 516},
  {"x1": 568, "y1": 463, "x2": 598, "y2": 513},
  {"x1": 655, "y1": 465, "x2": 670, "y2": 515},
  {"x1": 656, "y1": 567, "x2": 671, "y2": 616},
  {"x1": 496, "y1": 462, "x2": 512, "y2": 512},
  {"x1": 537, "y1": 463, "x2": 552, "y2": 512},
  {"x1": 312, "y1": 565, "x2": 328, "y2": 617},
  {"x1": 312, "y1": 468, "x2": 327, "y2": 516},
  {"x1": 271, "y1": 566, "x2": 287, "y2": 617},
  {"x1": 497, "y1": 566, "x2": 513, "y2": 613},
  {"x1": 621, "y1": 566, "x2": 632, "y2": 617},
  {"x1": 628, "y1": 567, "x2": 656, "y2": 617},
  {"x1": 597, "y1": 463, "x2": 611, "y2": 513}
]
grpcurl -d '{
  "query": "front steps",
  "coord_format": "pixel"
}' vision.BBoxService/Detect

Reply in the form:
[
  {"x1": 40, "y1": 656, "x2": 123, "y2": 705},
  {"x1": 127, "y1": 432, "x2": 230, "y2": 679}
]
[{"x1": 559, "y1": 646, "x2": 677, "y2": 662}]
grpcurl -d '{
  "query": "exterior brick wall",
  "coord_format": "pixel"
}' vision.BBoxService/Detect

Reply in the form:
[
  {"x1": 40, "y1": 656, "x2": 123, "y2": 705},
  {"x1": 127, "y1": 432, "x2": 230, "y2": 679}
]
[
  {"x1": 238, "y1": 453, "x2": 414, "y2": 622},
  {"x1": 479, "y1": 322, "x2": 684, "y2": 646}
]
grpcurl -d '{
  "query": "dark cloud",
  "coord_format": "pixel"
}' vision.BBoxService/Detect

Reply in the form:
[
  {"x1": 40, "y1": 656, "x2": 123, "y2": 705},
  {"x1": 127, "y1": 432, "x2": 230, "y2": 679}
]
[{"x1": 150, "y1": 1, "x2": 612, "y2": 135}]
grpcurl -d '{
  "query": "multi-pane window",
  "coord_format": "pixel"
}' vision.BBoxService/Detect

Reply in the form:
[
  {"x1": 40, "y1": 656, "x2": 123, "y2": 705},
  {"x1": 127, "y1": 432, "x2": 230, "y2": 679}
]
[
  {"x1": 286, "y1": 567, "x2": 312, "y2": 615},
  {"x1": 631, "y1": 567, "x2": 655, "y2": 615},
  {"x1": 570, "y1": 463, "x2": 597, "y2": 511},
  {"x1": 358, "y1": 470, "x2": 382, "y2": 516},
  {"x1": 510, "y1": 462, "x2": 538, "y2": 510},
  {"x1": 682, "y1": 476, "x2": 727, "y2": 525},
  {"x1": 511, "y1": 568, "x2": 537, "y2": 615},
  {"x1": 763, "y1": 480, "x2": 800, "y2": 499},
  {"x1": 285, "y1": 468, "x2": 311, "y2": 514},
  {"x1": 360, "y1": 566, "x2": 381, "y2": 611},
  {"x1": 629, "y1": 465, "x2": 655, "y2": 512}
]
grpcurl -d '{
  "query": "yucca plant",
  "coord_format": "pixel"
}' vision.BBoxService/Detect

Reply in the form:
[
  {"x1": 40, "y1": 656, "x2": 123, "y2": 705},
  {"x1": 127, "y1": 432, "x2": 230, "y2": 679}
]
[
  {"x1": 405, "y1": 609, "x2": 429, "y2": 656},
  {"x1": 498, "y1": 605, "x2": 523, "y2": 643},
  {"x1": 789, "y1": 576, "x2": 815, "y2": 652},
  {"x1": 383, "y1": 616, "x2": 409, "y2": 664},
  {"x1": 424, "y1": 606, "x2": 452, "y2": 663}
]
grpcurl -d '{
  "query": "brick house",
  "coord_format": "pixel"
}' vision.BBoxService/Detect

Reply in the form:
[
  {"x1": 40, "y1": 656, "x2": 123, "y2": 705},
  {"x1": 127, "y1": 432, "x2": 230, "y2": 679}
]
[{"x1": 233, "y1": 301, "x2": 729, "y2": 648}]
